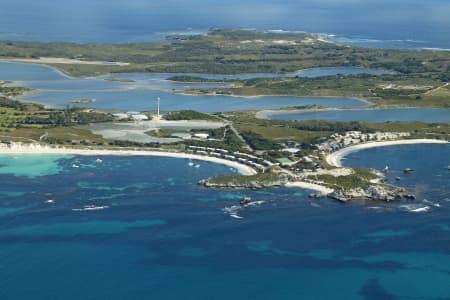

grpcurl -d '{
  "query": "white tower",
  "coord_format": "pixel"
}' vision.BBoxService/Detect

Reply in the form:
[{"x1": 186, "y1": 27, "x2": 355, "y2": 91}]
[{"x1": 157, "y1": 96, "x2": 161, "y2": 120}]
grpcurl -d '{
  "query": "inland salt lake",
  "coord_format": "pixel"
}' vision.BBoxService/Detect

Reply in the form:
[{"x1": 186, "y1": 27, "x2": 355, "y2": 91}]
[
  {"x1": 1, "y1": 62, "x2": 373, "y2": 112},
  {"x1": 1, "y1": 62, "x2": 448, "y2": 120}
]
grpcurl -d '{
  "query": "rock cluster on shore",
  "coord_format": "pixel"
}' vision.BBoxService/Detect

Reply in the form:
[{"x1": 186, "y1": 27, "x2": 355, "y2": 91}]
[
  {"x1": 328, "y1": 185, "x2": 407, "y2": 202},
  {"x1": 198, "y1": 178, "x2": 289, "y2": 190}
]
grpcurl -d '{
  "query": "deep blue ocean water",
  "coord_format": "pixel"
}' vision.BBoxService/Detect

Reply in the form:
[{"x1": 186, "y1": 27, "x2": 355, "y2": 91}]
[
  {"x1": 0, "y1": 0, "x2": 449, "y2": 50},
  {"x1": 0, "y1": 144, "x2": 449, "y2": 299}
]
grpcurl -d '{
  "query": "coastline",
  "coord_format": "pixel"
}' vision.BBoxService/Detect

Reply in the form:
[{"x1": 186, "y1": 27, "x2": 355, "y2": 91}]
[
  {"x1": 0, "y1": 144, "x2": 257, "y2": 176},
  {"x1": 255, "y1": 106, "x2": 449, "y2": 119},
  {"x1": 326, "y1": 139, "x2": 449, "y2": 167},
  {"x1": 177, "y1": 91, "x2": 371, "y2": 105}
]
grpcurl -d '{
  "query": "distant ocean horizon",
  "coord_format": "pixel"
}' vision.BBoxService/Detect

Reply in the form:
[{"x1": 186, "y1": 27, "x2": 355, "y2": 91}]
[{"x1": 0, "y1": 0, "x2": 449, "y2": 49}]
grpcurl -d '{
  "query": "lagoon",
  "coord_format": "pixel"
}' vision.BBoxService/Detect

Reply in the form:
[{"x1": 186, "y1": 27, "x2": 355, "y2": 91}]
[
  {"x1": 1, "y1": 62, "x2": 369, "y2": 112},
  {"x1": 265, "y1": 108, "x2": 450, "y2": 123}
]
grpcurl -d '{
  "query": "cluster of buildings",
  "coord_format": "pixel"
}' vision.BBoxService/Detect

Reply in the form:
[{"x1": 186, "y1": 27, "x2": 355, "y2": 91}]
[
  {"x1": 171, "y1": 132, "x2": 210, "y2": 140},
  {"x1": 318, "y1": 131, "x2": 411, "y2": 152},
  {"x1": 187, "y1": 146, "x2": 274, "y2": 171},
  {"x1": 112, "y1": 111, "x2": 149, "y2": 121}
]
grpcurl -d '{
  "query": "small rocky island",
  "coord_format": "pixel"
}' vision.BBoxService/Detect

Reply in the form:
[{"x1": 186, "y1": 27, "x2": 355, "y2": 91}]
[{"x1": 70, "y1": 98, "x2": 96, "y2": 104}]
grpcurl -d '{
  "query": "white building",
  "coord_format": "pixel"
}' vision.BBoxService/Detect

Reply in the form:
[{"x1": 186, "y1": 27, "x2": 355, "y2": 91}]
[{"x1": 193, "y1": 133, "x2": 209, "y2": 139}]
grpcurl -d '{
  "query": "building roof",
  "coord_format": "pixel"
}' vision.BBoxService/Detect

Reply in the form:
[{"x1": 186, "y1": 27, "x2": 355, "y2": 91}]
[
  {"x1": 131, "y1": 114, "x2": 149, "y2": 120},
  {"x1": 276, "y1": 157, "x2": 294, "y2": 164},
  {"x1": 193, "y1": 133, "x2": 209, "y2": 139},
  {"x1": 112, "y1": 113, "x2": 129, "y2": 119},
  {"x1": 171, "y1": 133, "x2": 192, "y2": 139}
]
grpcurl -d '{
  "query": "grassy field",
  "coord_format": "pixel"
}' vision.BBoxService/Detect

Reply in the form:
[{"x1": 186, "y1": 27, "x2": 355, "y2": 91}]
[
  {"x1": 0, "y1": 96, "x2": 114, "y2": 145},
  {"x1": 164, "y1": 110, "x2": 220, "y2": 121},
  {"x1": 224, "y1": 111, "x2": 450, "y2": 153},
  {"x1": 1, "y1": 29, "x2": 448, "y2": 108},
  {"x1": 185, "y1": 74, "x2": 450, "y2": 108},
  {"x1": 310, "y1": 168, "x2": 379, "y2": 191},
  {"x1": 0, "y1": 29, "x2": 448, "y2": 78},
  {"x1": 0, "y1": 84, "x2": 30, "y2": 97}
]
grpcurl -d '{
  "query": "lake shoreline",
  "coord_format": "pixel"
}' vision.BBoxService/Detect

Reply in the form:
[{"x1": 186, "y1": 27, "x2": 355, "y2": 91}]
[{"x1": 256, "y1": 106, "x2": 450, "y2": 119}]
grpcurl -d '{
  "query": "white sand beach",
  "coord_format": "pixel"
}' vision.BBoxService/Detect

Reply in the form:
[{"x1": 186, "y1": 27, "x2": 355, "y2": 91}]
[
  {"x1": 285, "y1": 181, "x2": 334, "y2": 194},
  {"x1": 326, "y1": 139, "x2": 449, "y2": 167},
  {"x1": 0, "y1": 143, "x2": 256, "y2": 175}
]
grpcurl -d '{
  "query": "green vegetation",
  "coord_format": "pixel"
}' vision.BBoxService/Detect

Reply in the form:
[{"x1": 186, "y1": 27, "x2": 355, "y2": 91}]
[
  {"x1": 188, "y1": 74, "x2": 450, "y2": 108},
  {"x1": 105, "y1": 78, "x2": 136, "y2": 83},
  {"x1": 239, "y1": 130, "x2": 282, "y2": 151},
  {"x1": 1, "y1": 29, "x2": 447, "y2": 78},
  {"x1": 0, "y1": 96, "x2": 113, "y2": 137},
  {"x1": 311, "y1": 168, "x2": 379, "y2": 191},
  {"x1": 164, "y1": 110, "x2": 220, "y2": 121},
  {"x1": 185, "y1": 126, "x2": 246, "y2": 152},
  {"x1": 224, "y1": 111, "x2": 450, "y2": 153},
  {"x1": 145, "y1": 128, "x2": 183, "y2": 138},
  {"x1": 1, "y1": 29, "x2": 448, "y2": 107},
  {"x1": 167, "y1": 76, "x2": 222, "y2": 83},
  {"x1": 207, "y1": 171, "x2": 283, "y2": 186},
  {"x1": 0, "y1": 84, "x2": 30, "y2": 97}
]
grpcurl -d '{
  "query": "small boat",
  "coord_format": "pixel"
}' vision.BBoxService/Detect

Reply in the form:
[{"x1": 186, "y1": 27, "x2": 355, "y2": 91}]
[
  {"x1": 240, "y1": 197, "x2": 252, "y2": 206},
  {"x1": 395, "y1": 177, "x2": 401, "y2": 181},
  {"x1": 403, "y1": 168, "x2": 414, "y2": 173},
  {"x1": 188, "y1": 161, "x2": 194, "y2": 167},
  {"x1": 194, "y1": 164, "x2": 200, "y2": 168},
  {"x1": 45, "y1": 199, "x2": 55, "y2": 204},
  {"x1": 404, "y1": 194, "x2": 416, "y2": 200},
  {"x1": 95, "y1": 158, "x2": 103, "y2": 164},
  {"x1": 72, "y1": 164, "x2": 80, "y2": 169},
  {"x1": 448, "y1": 165, "x2": 450, "y2": 171},
  {"x1": 383, "y1": 165, "x2": 389, "y2": 173}
]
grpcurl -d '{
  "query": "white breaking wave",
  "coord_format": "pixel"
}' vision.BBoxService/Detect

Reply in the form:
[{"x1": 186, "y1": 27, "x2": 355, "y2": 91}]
[
  {"x1": 399, "y1": 204, "x2": 431, "y2": 213},
  {"x1": 72, "y1": 205, "x2": 109, "y2": 212},
  {"x1": 222, "y1": 201, "x2": 266, "y2": 219},
  {"x1": 423, "y1": 199, "x2": 441, "y2": 208}
]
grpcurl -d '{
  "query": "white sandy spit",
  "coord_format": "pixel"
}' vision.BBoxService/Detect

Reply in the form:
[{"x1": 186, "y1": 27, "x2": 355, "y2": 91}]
[
  {"x1": 0, "y1": 143, "x2": 256, "y2": 175},
  {"x1": 1, "y1": 57, "x2": 130, "y2": 66},
  {"x1": 326, "y1": 139, "x2": 449, "y2": 167}
]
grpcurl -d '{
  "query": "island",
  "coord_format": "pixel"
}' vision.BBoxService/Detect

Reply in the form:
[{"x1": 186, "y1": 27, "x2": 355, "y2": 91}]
[{"x1": 0, "y1": 29, "x2": 448, "y2": 203}]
